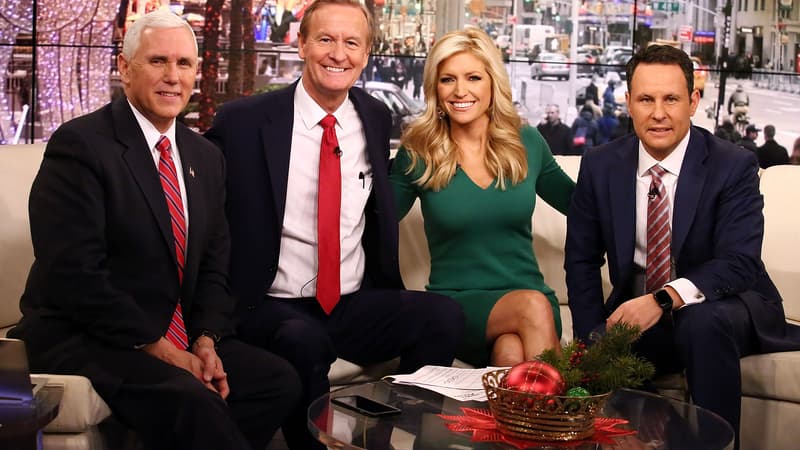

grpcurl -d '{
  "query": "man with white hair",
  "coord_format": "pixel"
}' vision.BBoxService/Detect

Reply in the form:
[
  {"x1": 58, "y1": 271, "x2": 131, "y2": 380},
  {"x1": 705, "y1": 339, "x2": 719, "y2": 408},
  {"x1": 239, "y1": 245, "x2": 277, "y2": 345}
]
[{"x1": 9, "y1": 10, "x2": 299, "y2": 450}]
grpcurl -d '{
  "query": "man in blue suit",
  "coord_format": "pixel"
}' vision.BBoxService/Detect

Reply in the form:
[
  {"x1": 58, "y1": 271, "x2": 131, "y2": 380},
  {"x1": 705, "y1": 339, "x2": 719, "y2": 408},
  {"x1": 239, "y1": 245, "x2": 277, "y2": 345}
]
[
  {"x1": 205, "y1": 1, "x2": 463, "y2": 448},
  {"x1": 565, "y1": 45, "x2": 800, "y2": 450}
]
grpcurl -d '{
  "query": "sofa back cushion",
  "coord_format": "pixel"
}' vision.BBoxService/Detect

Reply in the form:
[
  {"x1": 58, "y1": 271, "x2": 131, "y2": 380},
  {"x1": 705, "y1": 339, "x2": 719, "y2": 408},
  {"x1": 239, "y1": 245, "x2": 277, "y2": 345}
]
[
  {"x1": 0, "y1": 144, "x2": 45, "y2": 330},
  {"x1": 760, "y1": 165, "x2": 800, "y2": 322}
]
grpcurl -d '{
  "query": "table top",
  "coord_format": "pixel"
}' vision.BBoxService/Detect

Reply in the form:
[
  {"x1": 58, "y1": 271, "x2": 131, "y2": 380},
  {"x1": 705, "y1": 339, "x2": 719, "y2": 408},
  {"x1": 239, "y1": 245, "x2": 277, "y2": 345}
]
[
  {"x1": 308, "y1": 381, "x2": 734, "y2": 450},
  {"x1": 0, "y1": 385, "x2": 63, "y2": 440}
]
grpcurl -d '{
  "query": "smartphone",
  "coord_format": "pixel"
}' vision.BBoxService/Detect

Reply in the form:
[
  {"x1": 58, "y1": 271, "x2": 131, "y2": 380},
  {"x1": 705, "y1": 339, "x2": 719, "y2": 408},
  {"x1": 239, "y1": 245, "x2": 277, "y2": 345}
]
[{"x1": 331, "y1": 395, "x2": 402, "y2": 417}]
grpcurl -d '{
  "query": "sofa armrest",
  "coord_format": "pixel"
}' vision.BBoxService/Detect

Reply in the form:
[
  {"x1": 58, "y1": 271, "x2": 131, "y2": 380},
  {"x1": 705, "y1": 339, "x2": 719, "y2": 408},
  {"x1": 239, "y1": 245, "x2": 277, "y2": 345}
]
[{"x1": 40, "y1": 374, "x2": 112, "y2": 433}]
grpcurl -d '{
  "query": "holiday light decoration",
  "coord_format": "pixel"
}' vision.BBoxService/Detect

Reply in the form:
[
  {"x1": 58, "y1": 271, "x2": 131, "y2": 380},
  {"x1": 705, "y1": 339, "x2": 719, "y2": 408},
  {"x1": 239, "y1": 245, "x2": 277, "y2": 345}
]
[
  {"x1": 0, "y1": 0, "x2": 33, "y2": 142},
  {"x1": 35, "y1": 0, "x2": 116, "y2": 137}
]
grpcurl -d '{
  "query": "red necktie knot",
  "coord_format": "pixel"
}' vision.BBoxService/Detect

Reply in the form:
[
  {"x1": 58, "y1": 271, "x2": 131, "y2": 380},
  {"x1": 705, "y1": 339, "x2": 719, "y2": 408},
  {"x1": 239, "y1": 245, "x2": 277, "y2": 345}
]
[{"x1": 320, "y1": 114, "x2": 336, "y2": 130}]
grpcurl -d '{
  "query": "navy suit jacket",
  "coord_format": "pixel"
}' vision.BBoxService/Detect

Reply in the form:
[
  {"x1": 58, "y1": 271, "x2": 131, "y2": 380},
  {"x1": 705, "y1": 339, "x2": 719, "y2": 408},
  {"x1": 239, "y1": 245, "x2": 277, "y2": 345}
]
[
  {"x1": 566, "y1": 126, "x2": 799, "y2": 351},
  {"x1": 11, "y1": 98, "x2": 235, "y2": 390},
  {"x1": 205, "y1": 82, "x2": 404, "y2": 317}
]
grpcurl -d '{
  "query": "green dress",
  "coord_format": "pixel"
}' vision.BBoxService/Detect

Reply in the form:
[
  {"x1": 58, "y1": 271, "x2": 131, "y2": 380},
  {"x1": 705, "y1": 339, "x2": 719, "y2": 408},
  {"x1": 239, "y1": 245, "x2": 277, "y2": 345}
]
[{"x1": 390, "y1": 126, "x2": 575, "y2": 366}]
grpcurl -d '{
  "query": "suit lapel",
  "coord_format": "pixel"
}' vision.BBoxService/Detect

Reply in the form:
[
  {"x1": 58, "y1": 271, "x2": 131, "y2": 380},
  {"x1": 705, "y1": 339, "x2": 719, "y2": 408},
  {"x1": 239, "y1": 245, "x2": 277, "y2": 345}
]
[
  {"x1": 112, "y1": 99, "x2": 175, "y2": 265},
  {"x1": 350, "y1": 88, "x2": 389, "y2": 208},
  {"x1": 672, "y1": 127, "x2": 707, "y2": 260},
  {"x1": 610, "y1": 138, "x2": 639, "y2": 277},
  {"x1": 260, "y1": 84, "x2": 296, "y2": 227},
  {"x1": 176, "y1": 125, "x2": 202, "y2": 278}
]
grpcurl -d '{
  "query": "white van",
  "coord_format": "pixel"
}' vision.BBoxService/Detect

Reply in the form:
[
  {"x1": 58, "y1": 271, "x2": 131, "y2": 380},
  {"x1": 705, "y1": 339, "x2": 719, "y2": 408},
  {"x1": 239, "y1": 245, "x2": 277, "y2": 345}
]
[{"x1": 513, "y1": 25, "x2": 556, "y2": 57}]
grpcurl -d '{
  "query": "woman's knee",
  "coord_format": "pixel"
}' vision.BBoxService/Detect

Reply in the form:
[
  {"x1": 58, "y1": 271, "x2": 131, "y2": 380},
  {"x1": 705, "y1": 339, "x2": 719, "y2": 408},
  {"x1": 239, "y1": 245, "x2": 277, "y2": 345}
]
[
  {"x1": 508, "y1": 290, "x2": 555, "y2": 327},
  {"x1": 492, "y1": 333, "x2": 525, "y2": 366}
]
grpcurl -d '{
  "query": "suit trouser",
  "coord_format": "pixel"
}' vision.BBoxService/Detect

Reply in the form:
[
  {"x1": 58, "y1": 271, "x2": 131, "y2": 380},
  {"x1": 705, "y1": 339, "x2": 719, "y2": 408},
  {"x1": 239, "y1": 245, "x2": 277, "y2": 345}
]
[
  {"x1": 238, "y1": 287, "x2": 465, "y2": 450},
  {"x1": 30, "y1": 338, "x2": 300, "y2": 450},
  {"x1": 634, "y1": 298, "x2": 755, "y2": 450}
]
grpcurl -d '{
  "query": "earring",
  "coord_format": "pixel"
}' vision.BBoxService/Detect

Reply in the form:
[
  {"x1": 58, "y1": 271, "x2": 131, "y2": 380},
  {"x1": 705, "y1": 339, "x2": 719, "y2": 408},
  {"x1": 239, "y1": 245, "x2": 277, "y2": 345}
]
[{"x1": 437, "y1": 106, "x2": 446, "y2": 120}]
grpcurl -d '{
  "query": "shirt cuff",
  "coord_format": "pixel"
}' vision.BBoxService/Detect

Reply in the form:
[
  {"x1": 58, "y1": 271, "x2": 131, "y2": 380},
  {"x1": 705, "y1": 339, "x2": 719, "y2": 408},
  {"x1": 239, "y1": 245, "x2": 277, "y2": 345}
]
[{"x1": 666, "y1": 278, "x2": 706, "y2": 307}]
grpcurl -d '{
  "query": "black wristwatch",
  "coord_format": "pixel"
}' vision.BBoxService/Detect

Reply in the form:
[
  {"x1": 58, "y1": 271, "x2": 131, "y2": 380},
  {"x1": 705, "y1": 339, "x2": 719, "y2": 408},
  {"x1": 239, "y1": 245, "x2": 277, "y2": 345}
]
[
  {"x1": 653, "y1": 288, "x2": 673, "y2": 314},
  {"x1": 191, "y1": 330, "x2": 221, "y2": 348}
]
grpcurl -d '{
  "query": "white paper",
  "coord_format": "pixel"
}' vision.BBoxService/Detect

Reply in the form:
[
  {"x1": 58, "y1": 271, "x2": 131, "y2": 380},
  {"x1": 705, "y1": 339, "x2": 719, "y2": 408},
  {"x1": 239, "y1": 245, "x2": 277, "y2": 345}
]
[{"x1": 386, "y1": 365, "x2": 508, "y2": 402}]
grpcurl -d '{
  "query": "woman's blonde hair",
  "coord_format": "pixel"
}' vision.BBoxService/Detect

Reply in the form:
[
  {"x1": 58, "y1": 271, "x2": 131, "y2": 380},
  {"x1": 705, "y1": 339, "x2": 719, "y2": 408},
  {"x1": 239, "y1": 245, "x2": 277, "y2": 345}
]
[{"x1": 400, "y1": 28, "x2": 526, "y2": 190}]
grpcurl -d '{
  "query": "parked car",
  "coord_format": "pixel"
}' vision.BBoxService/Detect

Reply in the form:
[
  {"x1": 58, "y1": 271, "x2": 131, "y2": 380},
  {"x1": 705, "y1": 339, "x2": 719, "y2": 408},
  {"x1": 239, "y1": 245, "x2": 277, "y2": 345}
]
[
  {"x1": 358, "y1": 81, "x2": 423, "y2": 146},
  {"x1": 530, "y1": 52, "x2": 570, "y2": 80},
  {"x1": 691, "y1": 56, "x2": 708, "y2": 97}
]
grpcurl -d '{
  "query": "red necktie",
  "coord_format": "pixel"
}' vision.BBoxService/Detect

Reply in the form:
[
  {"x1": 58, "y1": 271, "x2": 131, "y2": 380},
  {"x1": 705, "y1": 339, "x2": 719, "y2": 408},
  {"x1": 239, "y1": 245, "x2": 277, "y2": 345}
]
[
  {"x1": 316, "y1": 115, "x2": 341, "y2": 314},
  {"x1": 645, "y1": 164, "x2": 671, "y2": 293},
  {"x1": 156, "y1": 136, "x2": 189, "y2": 349}
]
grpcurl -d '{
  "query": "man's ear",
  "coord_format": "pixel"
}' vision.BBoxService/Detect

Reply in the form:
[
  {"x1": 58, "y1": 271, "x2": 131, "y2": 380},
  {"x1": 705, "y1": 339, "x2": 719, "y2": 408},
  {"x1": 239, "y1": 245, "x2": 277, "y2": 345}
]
[{"x1": 118, "y1": 54, "x2": 130, "y2": 85}]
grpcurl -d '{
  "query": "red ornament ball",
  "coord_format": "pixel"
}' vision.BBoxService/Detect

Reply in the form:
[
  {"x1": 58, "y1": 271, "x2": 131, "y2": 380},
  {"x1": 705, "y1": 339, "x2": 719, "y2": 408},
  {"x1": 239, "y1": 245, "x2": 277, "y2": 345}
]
[{"x1": 504, "y1": 360, "x2": 566, "y2": 395}]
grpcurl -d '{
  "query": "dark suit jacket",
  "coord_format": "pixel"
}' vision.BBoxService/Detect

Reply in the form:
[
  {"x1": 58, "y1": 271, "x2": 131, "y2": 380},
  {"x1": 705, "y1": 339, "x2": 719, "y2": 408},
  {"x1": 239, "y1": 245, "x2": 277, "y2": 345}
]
[
  {"x1": 205, "y1": 82, "x2": 403, "y2": 316},
  {"x1": 565, "y1": 126, "x2": 799, "y2": 352},
  {"x1": 757, "y1": 139, "x2": 789, "y2": 169},
  {"x1": 269, "y1": 10, "x2": 294, "y2": 43},
  {"x1": 10, "y1": 98, "x2": 235, "y2": 390}
]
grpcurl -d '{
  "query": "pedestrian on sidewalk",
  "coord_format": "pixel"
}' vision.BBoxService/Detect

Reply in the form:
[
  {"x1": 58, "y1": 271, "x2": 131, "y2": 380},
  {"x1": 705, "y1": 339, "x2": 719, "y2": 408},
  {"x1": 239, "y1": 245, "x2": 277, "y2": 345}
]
[{"x1": 757, "y1": 125, "x2": 789, "y2": 169}]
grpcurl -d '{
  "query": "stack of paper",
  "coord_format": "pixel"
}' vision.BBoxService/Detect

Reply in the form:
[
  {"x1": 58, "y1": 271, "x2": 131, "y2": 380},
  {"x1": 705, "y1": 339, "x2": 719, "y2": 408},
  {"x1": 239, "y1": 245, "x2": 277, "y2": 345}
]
[{"x1": 387, "y1": 365, "x2": 507, "y2": 402}]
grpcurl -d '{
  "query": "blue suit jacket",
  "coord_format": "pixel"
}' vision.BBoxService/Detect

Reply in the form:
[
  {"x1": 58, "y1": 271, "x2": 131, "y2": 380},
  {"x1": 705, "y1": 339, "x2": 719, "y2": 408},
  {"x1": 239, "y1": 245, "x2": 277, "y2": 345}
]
[
  {"x1": 565, "y1": 126, "x2": 799, "y2": 351},
  {"x1": 205, "y1": 82, "x2": 404, "y2": 317}
]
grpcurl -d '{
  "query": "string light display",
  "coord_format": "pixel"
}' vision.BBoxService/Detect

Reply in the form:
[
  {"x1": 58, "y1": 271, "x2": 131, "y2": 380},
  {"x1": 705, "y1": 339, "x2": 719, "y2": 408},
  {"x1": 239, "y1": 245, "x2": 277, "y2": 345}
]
[
  {"x1": 35, "y1": 0, "x2": 116, "y2": 137},
  {"x1": 0, "y1": 0, "x2": 33, "y2": 142}
]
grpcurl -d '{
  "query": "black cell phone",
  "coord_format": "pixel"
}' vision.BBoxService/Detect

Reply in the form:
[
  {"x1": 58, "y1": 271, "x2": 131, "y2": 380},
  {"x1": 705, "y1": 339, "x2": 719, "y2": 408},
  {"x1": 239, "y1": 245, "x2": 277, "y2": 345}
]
[{"x1": 331, "y1": 395, "x2": 401, "y2": 417}]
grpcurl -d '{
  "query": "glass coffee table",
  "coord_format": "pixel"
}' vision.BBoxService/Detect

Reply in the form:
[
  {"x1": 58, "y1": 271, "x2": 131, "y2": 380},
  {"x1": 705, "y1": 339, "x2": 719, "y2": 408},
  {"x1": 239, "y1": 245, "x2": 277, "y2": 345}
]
[{"x1": 308, "y1": 380, "x2": 734, "y2": 449}]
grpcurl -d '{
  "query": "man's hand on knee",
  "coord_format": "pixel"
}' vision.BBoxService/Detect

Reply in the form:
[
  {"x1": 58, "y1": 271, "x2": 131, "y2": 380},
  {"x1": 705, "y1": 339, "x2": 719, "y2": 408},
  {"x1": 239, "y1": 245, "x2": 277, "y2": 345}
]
[
  {"x1": 192, "y1": 337, "x2": 229, "y2": 399},
  {"x1": 607, "y1": 295, "x2": 663, "y2": 334},
  {"x1": 143, "y1": 337, "x2": 206, "y2": 385}
]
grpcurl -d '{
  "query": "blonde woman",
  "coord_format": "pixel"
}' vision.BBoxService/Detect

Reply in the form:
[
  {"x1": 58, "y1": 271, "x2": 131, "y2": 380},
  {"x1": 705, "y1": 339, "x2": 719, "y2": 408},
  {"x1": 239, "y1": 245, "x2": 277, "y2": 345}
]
[{"x1": 390, "y1": 28, "x2": 575, "y2": 367}]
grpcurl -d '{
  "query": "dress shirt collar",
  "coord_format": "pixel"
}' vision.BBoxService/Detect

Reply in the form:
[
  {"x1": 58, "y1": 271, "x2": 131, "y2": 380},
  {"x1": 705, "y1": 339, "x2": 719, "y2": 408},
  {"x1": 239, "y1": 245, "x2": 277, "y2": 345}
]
[
  {"x1": 637, "y1": 127, "x2": 690, "y2": 178},
  {"x1": 295, "y1": 77, "x2": 356, "y2": 134},
  {"x1": 127, "y1": 99, "x2": 177, "y2": 152}
]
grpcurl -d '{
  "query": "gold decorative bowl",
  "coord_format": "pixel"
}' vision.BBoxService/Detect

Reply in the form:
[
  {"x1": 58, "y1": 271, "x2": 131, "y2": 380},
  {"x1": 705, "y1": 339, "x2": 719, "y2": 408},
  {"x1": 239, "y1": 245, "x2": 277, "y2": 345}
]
[{"x1": 482, "y1": 369, "x2": 610, "y2": 441}]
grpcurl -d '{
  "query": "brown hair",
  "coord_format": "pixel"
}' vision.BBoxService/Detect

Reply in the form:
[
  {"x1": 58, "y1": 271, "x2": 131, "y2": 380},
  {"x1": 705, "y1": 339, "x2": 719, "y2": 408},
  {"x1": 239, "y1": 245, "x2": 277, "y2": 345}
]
[{"x1": 298, "y1": 0, "x2": 374, "y2": 47}]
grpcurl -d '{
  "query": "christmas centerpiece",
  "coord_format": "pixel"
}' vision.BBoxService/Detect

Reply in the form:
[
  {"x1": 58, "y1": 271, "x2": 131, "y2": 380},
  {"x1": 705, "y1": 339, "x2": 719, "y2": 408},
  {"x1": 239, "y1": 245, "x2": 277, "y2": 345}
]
[{"x1": 481, "y1": 323, "x2": 655, "y2": 441}]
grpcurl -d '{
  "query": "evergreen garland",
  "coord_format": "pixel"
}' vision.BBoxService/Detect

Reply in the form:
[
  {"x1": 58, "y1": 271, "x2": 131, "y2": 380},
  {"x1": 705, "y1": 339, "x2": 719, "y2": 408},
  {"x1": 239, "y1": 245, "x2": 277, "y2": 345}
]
[{"x1": 538, "y1": 323, "x2": 655, "y2": 394}]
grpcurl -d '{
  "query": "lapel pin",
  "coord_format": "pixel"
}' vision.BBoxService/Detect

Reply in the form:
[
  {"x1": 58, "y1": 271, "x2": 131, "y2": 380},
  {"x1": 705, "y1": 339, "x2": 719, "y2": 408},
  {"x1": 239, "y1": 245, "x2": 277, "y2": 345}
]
[{"x1": 189, "y1": 167, "x2": 195, "y2": 178}]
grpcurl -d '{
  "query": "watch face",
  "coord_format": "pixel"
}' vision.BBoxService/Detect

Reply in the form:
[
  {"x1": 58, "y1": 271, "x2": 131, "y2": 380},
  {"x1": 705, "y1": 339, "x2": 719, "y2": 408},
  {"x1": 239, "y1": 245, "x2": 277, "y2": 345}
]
[{"x1": 655, "y1": 289, "x2": 672, "y2": 311}]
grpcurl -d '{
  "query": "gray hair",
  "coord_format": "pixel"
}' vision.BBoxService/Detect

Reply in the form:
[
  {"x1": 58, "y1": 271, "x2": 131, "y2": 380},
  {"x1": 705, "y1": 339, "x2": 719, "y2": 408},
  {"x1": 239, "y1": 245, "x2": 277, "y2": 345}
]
[{"x1": 122, "y1": 9, "x2": 197, "y2": 60}]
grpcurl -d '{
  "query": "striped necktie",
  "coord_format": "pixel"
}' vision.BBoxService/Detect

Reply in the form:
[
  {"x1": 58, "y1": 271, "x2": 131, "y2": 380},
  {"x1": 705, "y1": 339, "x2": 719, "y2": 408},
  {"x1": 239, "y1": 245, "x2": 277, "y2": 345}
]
[
  {"x1": 156, "y1": 135, "x2": 189, "y2": 349},
  {"x1": 645, "y1": 164, "x2": 671, "y2": 293}
]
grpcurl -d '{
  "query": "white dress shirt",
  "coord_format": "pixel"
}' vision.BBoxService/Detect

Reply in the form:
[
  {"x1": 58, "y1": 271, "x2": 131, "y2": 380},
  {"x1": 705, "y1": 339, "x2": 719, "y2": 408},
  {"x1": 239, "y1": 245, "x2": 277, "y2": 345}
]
[
  {"x1": 634, "y1": 130, "x2": 705, "y2": 306},
  {"x1": 268, "y1": 80, "x2": 373, "y2": 298},
  {"x1": 128, "y1": 101, "x2": 189, "y2": 229}
]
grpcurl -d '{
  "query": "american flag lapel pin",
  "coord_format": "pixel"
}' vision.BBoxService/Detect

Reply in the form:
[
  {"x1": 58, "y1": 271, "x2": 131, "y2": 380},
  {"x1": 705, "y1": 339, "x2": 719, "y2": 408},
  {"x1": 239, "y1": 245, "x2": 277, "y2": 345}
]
[{"x1": 189, "y1": 166, "x2": 195, "y2": 178}]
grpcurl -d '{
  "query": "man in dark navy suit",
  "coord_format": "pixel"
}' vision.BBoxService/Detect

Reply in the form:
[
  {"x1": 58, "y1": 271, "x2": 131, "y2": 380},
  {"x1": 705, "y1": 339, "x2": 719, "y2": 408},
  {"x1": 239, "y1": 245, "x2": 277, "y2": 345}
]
[
  {"x1": 205, "y1": 1, "x2": 463, "y2": 449},
  {"x1": 565, "y1": 45, "x2": 800, "y2": 450},
  {"x1": 9, "y1": 10, "x2": 299, "y2": 450}
]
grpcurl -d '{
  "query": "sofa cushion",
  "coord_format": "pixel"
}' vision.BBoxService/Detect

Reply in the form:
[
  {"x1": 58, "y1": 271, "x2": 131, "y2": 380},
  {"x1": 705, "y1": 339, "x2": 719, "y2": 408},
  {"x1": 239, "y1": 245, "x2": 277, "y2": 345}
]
[
  {"x1": 741, "y1": 352, "x2": 800, "y2": 403},
  {"x1": 42, "y1": 374, "x2": 112, "y2": 433}
]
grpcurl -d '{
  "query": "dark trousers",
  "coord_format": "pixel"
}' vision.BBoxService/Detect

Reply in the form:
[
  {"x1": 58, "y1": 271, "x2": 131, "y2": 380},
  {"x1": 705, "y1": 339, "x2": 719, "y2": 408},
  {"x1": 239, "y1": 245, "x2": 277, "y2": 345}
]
[
  {"x1": 32, "y1": 338, "x2": 300, "y2": 450},
  {"x1": 634, "y1": 298, "x2": 756, "y2": 450},
  {"x1": 238, "y1": 288, "x2": 464, "y2": 450}
]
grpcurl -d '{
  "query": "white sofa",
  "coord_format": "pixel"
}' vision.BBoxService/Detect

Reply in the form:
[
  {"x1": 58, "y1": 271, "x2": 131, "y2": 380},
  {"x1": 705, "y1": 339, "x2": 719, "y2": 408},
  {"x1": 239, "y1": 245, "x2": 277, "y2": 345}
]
[{"x1": 2, "y1": 143, "x2": 799, "y2": 450}]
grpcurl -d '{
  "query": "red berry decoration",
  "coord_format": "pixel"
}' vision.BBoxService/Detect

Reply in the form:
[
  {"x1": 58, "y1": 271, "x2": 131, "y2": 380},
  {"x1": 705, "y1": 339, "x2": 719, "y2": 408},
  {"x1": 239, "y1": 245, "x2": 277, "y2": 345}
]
[{"x1": 504, "y1": 360, "x2": 566, "y2": 395}]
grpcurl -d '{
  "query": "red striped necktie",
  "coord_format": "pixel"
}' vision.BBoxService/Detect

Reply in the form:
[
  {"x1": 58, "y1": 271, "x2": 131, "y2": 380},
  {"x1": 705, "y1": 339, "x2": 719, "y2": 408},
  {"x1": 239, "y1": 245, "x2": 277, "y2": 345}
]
[
  {"x1": 156, "y1": 135, "x2": 189, "y2": 349},
  {"x1": 645, "y1": 164, "x2": 671, "y2": 294},
  {"x1": 316, "y1": 115, "x2": 341, "y2": 315}
]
